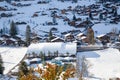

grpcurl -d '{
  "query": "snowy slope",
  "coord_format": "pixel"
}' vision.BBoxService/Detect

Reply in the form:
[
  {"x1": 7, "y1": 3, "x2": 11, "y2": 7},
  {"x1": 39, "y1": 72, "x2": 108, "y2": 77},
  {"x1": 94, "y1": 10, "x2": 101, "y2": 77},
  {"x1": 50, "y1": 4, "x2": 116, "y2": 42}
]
[
  {"x1": 78, "y1": 48, "x2": 120, "y2": 80},
  {"x1": 0, "y1": 47, "x2": 27, "y2": 74},
  {"x1": 0, "y1": 0, "x2": 120, "y2": 37},
  {"x1": 93, "y1": 23, "x2": 120, "y2": 37},
  {"x1": 0, "y1": 0, "x2": 99, "y2": 36}
]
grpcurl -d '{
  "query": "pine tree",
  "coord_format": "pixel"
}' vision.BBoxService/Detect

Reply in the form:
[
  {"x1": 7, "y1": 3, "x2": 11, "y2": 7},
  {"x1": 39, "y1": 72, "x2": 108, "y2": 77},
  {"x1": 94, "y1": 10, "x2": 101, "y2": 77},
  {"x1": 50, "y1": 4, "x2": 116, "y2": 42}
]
[
  {"x1": 0, "y1": 54, "x2": 4, "y2": 75},
  {"x1": 0, "y1": 29, "x2": 3, "y2": 36},
  {"x1": 3, "y1": 27, "x2": 6, "y2": 34},
  {"x1": 49, "y1": 29, "x2": 53, "y2": 41},
  {"x1": 10, "y1": 21, "x2": 17, "y2": 37},
  {"x1": 99, "y1": 13, "x2": 103, "y2": 20},
  {"x1": 73, "y1": 15, "x2": 77, "y2": 21},
  {"x1": 53, "y1": 16, "x2": 57, "y2": 25},
  {"x1": 113, "y1": 8, "x2": 118, "y2": 17},
  {"x1": 25, "y1": 25, "x2": 31, "y2": 46},
  {"x1": 18, "y1": 61, "x2": 29, "y2": 79},
  {"x1": 89, "y1": 12, "x2": 93, "y2": 20}
]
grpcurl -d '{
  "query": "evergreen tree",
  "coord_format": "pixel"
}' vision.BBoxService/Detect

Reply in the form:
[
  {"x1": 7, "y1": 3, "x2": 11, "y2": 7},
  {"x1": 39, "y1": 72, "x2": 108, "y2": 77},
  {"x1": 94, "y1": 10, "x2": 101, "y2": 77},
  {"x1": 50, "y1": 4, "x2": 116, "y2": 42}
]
[
  {"x1": 113, "y1": 8, "x2": 118, "y2": 17},
  {"x1": 10, "y1": 21, "x2": 17, "y2": 37},
  {"x1": 0, "y1": 29, "x2": 3, "y2": 36},
  {"x1": 89, "y1": 12, "x2": 93, "y2": 20},
  {"x1": 3, "y1": 27, "x2": 6, "y2": 34},
  {"x1": 99, "y1": 13, "x2": 103, "y2": 20},
  {"x1": 53, "y1": 16, "x2": 57, "y2": 25},
  {"x1": 73, "y1": 14, "x2": 77, "y2": 21},
  {"x1": 48, "y1": 29, "x2": 53, "y2": 41},
  {"x1": 0, "y1": 54, "x2": 4, "y2": 75},
  {"x1": 18, "y1": 61, "x2": 29, "y2": 79},
  {"x1": 25, "y1": 25, "x2": 31, "y2": 46}
]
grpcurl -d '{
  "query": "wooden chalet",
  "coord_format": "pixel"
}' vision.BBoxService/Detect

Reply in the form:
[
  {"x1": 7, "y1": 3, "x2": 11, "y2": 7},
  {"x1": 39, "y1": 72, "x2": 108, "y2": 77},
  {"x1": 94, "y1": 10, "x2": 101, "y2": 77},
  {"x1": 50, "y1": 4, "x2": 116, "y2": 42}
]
[
  {"x1": 81, "y1": 36, "x2": 88, "y2": 43},
  {"x1": 12, "y1": 35, "x2": 21, "y2": 41},
  {"x1": 1, "y1": 34, "x2": 10, "y2": 39},
  {"x1": 107, "y1": 32, "x2": 119, "y2": 42},
  {"x1": 76, "y1": 33, "x2": 85, "y2": 40},
  {"x1": 31, "y1": 36, "x2": 42, "y2": 43},
  {"x1": 17, "y1": 39, "x2": 26, "y2": 46},
  {"x1": 64, "y1": 33, "x2": 74, "y2": 42},
  {"x1": 96, "y1": 34, "x2": 110, "y2": 44},
  {"x1": 75, "y1": 20, "x2": 93, "y2": 28},
  {"x1": 6, "y1": 38, "x2": 16, "y2": 46}
]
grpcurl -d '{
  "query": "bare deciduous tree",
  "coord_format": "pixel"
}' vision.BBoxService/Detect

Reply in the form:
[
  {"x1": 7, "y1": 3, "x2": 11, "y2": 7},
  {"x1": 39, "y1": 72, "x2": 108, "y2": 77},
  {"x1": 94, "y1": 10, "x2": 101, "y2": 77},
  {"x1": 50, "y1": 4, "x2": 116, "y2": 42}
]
[{"x1": 76, "y1": 55, "x2": 92, "y2": 80}]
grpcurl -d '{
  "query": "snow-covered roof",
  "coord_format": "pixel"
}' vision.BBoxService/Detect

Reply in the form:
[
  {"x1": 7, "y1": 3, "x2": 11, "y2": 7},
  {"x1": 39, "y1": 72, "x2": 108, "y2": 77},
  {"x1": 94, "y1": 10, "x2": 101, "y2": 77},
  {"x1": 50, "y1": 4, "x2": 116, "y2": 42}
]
[
  {"x1": 64, "y1": 33, "x2": 72, "y2": 37},
  {"x1": 97, "y1": 34, "x2": 106, "y2": 38},
  {"x1": 10, "y1": 38, "x2": 16, "y2": 41},
  {"x1": 30, "y1": 58, "x2": 41, "y2": 62},
  {"x1": 64, "y1": 57, "x2": 75, "y2": 60},
  {"x1": 77, "y1": 33, "x2": 84, "y2": 37},
  {"x1": 54, "y1": 57, "x2": 64, "y2": 61},
  {"x1": 27, "y1": 42, "x2": 76, "y2": 55},
  {"x1": 81, "y1": 36, "x2": 87, "y2": 40},
  {"x1": 51, "y1": 37, "x2": 64, "y2": 42}
]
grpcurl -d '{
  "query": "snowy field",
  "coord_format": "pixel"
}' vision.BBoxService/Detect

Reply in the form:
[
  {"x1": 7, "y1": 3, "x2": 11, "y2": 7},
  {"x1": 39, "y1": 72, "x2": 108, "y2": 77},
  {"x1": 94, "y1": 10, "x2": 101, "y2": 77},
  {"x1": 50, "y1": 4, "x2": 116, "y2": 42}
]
[
  {"x1": 0, "y1": 46, "x2": 119, "y2": 79},
  {"x1": 0, "y1": 47, "x2": 27, "y2": 74},
  {"x1": 78, "y1": 48, "x2": 120, "y2": 80}
]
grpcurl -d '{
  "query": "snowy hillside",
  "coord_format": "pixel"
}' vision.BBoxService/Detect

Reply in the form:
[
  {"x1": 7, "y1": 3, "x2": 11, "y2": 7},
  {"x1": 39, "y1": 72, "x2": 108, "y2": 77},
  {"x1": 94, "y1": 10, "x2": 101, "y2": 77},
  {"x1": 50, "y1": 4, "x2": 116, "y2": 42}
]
[
  {"x1": 0, "y1": 0, "x2": 120, "y2": 37},
  {"x1": 0, "y1": 0, "x2": 95, "y2": 35},
  {"x1": 0, "y1": 0, "x2": 120, "y2": 79}
]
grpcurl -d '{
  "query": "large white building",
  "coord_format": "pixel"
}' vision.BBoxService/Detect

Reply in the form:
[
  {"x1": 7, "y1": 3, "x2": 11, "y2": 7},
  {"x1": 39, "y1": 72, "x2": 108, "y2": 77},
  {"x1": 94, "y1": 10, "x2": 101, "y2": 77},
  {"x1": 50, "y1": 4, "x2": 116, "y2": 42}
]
[{"x1": 27, "y1": 42, "x2": 77, "y2": 55}]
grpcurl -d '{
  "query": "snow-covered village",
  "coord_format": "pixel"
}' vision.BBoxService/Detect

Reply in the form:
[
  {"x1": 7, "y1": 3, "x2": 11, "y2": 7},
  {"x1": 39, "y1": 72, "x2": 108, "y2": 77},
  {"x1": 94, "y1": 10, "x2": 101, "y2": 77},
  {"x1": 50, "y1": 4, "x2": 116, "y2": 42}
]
[{"x1": 0, "y1": 0, "x2": 120, "y2": 80}]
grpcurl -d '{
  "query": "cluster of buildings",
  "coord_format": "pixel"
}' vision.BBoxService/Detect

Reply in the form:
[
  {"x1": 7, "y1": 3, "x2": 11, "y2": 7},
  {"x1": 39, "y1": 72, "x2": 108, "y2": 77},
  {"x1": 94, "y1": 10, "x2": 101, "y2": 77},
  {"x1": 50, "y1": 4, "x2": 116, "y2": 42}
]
[{"x1": 0, "y1": 34, "x2": 26, "y2": 46}]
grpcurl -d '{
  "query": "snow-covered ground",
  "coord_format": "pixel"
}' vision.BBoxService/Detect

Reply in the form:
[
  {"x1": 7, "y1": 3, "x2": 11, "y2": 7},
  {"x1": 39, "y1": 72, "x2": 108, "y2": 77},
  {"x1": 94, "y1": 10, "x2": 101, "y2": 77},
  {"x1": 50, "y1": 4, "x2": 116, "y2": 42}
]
[
  {"x1": 0, "y1": 0, "x2": 96, "y2": 35},
  {"x1": 93, "y1": 23, "x2": 120, "y2": 37},
  {"x1": 1, "y1": 0, "x2": 119, "y2": 37},
  {"x1": 0, "y1": 47, "x2": 27, "y2": 74},
  {"x1": 78, "y1": 48, "x2": 120, "y2": 80},
  {"x1": 0, "y1": 0, "x2": 120, "y2": 79},
  {"x1": 1, "y1": 46, "x2": 120, "y2": 79}
]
